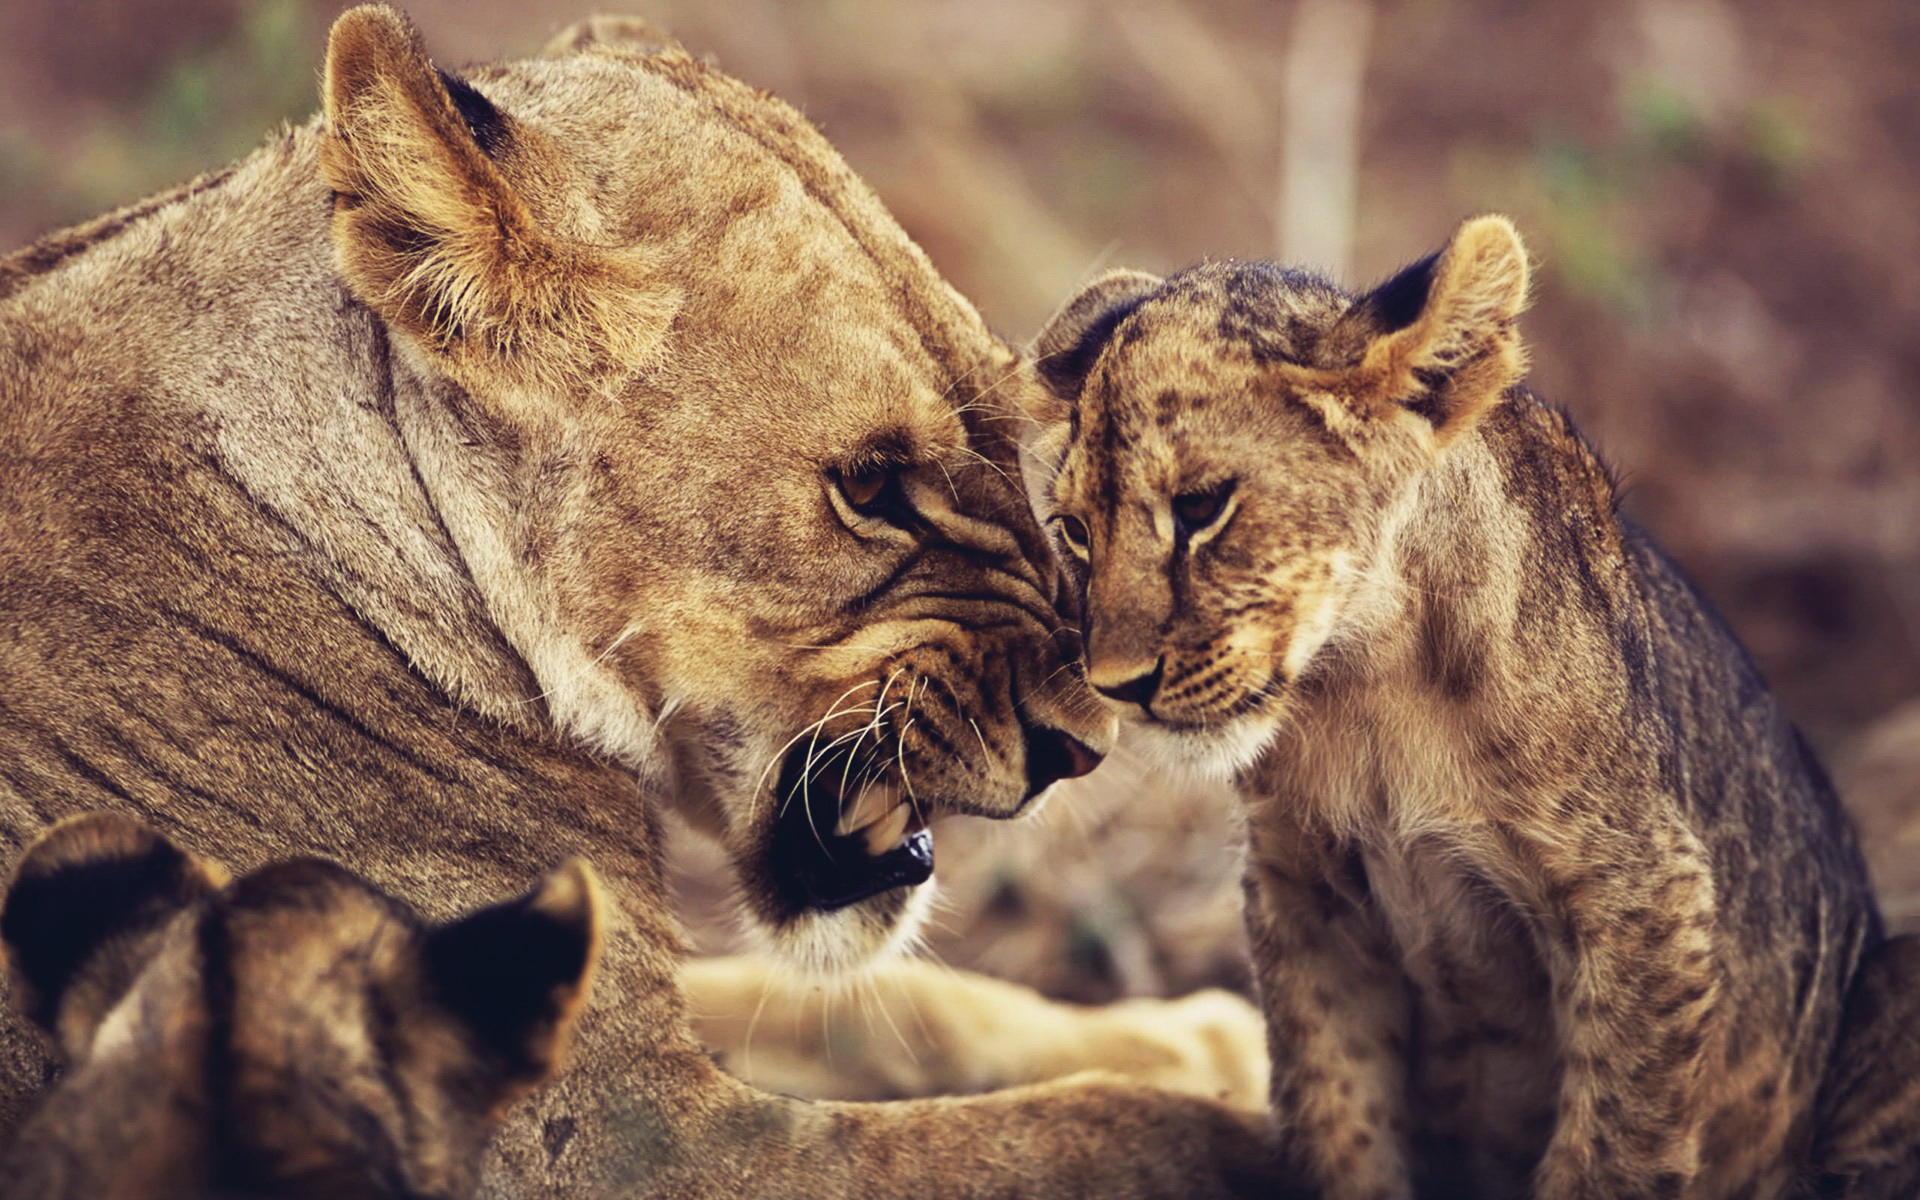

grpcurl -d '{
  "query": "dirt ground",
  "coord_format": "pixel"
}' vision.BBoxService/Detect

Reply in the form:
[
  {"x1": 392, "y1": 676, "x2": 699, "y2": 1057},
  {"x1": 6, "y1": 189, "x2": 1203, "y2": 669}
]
[{"x1": 3, "y1": 0, "x2": 1916, "y2": 997}]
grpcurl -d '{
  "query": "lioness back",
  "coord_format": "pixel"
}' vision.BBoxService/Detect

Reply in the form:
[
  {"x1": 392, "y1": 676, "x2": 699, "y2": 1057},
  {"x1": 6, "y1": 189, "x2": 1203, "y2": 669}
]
[
  {"x1": 1028, "y1": 217, "x2": 1902, "y2": 1198},
  {"x1": 0, "y1": 813, "x2": 599, "y2": 1200}
]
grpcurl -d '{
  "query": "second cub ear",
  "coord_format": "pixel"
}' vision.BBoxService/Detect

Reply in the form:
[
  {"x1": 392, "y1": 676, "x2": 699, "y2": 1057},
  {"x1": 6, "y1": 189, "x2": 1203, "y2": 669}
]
[
  {"x1": 1, "y1": 814, "x2": 227, "y2": 1054},
  {"x1": 1339, "y1": 215, "x2": 1531, "y2": 441},
  {"x1": 1030, "y1": 268, "x2": 1166, "y2": 416},
  {"x1": 320, "y1": 6, "x2": 679, "y2": 400},
  {"x1": 424, "y1": 858, "x2": 602, "y2": 1095}
]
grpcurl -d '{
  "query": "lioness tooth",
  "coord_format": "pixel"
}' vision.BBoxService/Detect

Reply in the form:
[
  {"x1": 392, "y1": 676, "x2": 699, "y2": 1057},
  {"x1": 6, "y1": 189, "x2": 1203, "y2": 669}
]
[
  {"x1": 835, "y1": 781, "x2": 898, "y2": 837},
  {"x1": 863, "y1": 802, "x2": 912, "y2": 856}
]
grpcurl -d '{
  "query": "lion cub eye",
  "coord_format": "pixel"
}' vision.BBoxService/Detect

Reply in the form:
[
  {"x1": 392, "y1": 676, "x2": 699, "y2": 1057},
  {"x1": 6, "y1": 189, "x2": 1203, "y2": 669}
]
[
  {"x1": 1172, "y1": 482, "x2": 1234, "y2": 538},
  {"x1": 1053, "y1": 514, "x2": 1092, "y2": 561}
]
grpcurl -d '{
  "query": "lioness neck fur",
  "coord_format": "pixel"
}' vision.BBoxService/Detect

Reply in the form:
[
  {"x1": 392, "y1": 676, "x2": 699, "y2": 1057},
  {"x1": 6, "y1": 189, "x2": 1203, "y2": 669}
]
[
  {"x1": 1, "y1": 814, "x2": 599, "y2": 1200},
  {"x1": 1030, "y1": 217, "x2": 1913, "y2": 1199},
  {"x1": 0, "y1": 7, "x2": 1279, "y2": 1197}
]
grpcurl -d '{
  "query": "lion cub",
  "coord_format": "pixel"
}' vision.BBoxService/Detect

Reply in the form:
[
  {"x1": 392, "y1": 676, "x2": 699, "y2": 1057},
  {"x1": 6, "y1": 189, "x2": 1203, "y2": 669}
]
[
  {"x1": 1028, "y1": 217, "x2": 1908, "y2": 1198},
  {"x1": 0, "y1": 813, "x2": 599, "y2": 1199}
]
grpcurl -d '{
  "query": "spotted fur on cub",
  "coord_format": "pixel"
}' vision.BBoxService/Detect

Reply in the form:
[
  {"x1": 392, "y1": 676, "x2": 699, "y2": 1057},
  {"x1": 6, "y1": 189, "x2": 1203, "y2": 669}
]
[
  {"x1": 0, "y1": 813, "x2": 598, "y2": 1199},
  {"x1": 1026, "y1": 216, "x2": 1918, "y2": 1199}
]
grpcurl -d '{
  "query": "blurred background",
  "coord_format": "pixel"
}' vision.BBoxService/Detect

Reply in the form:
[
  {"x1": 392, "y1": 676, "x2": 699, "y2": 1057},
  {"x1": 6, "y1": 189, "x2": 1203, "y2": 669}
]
[{"x1": 3, "y1": 0, "x2": 1915, "y2": 998}]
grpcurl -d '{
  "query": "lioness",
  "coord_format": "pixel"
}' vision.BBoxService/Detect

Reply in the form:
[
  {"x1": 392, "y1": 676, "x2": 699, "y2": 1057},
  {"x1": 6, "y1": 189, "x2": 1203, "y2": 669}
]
[
  {"x1": 0, "y1": 7, "x2": 1274, "y2": 1197},
  {"x1": 1024, "y1": 215, "x2": 1912, "y2": 1198},
  {"x1": 1, "y1": 813, "x2": 598, "y2": 1199}
]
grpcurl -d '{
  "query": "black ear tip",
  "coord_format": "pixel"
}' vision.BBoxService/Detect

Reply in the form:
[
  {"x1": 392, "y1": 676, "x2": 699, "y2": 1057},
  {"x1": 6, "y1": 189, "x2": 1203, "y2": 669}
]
[
  {"x1": 425, "y1": 861, "x2": 602, "y2": 1078},
  {"x1": 436, "y1": 69, "x2": 508, "y2": 156},
  {"x1": 2, "y1": 815, "x2": 222, "y2": 1027},
  {"x1": 1359, "y1": 250, "x2": 1441, "y2": 335}
]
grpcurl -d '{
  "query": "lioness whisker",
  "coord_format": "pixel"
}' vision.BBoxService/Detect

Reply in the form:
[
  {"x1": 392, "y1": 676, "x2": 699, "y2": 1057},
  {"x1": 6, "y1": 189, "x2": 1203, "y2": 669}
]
[{"x1": 755, "y1": 680, "x2": 883, "y2": 818}]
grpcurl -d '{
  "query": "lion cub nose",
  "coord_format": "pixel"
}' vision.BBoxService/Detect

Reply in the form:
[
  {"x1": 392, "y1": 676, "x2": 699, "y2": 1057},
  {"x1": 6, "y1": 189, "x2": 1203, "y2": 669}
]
[
  {"x1": 1089, "y1": 656, "x2": 1164, "y2": 712},
  {"x1": 1024, "y1": 724, "x2": 1103, "y2": 796}
]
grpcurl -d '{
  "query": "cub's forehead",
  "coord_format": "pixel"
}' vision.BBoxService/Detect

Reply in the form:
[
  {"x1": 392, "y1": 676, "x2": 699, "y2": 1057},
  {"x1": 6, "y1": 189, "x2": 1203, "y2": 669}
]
[
  {"x1": 1124, "y1": 261, "x2": 1354, "y2": 371},
  {"x1": 1080, "y1": 263, "x2": 1350, "y2": 431}
]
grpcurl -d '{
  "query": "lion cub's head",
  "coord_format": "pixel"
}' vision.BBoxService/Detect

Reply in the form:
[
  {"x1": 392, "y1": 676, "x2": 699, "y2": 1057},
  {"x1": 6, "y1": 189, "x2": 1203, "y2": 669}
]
[
  {"x1": 0, "y1": 813, "x2": 598, "y2": 1199},
  {"x1": 312, "y1": 8, "x2": 1112, "y2": 968},
  {"x1": 1028, "y1": 217, "x2": 1530, "y2": 774}
]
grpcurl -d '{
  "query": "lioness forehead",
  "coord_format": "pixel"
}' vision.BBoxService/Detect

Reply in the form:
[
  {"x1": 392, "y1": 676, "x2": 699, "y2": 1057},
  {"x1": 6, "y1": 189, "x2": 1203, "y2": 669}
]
[{"x1": 469, "y1": 48, "x2": 1007, "y2": 396}]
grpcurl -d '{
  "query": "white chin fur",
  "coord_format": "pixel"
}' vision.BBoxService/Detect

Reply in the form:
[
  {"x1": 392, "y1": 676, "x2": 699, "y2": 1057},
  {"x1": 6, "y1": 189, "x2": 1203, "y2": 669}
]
[
  {"x1": 1123, "y1": 714, "x2": 1279, "y2": 782},
  {"x1": 752, "y1": 878, "x2": 938, "y2": 976}
]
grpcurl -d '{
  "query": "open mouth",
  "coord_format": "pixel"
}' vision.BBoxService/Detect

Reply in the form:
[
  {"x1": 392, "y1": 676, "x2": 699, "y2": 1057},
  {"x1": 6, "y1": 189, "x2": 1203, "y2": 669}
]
[{"x1": 768, "y1": 740, "x2": 933, "y2": 913}]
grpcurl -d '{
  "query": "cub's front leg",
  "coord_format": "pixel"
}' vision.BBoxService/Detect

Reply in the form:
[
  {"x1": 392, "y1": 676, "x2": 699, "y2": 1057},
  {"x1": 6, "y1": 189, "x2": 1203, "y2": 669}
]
[
  {"x1": 1527, "y1": 817, "x2": 1722, "y2": 1199},
  {"x1": 1245, "y1": 818, "x2": 1415, "y2": 1200}
]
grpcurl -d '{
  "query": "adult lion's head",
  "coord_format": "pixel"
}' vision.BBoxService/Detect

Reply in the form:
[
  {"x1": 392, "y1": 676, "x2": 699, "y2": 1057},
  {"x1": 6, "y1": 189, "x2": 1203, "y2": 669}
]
[{"x1": 317, "y1": 8, "x2": 1111, "y2": 968}]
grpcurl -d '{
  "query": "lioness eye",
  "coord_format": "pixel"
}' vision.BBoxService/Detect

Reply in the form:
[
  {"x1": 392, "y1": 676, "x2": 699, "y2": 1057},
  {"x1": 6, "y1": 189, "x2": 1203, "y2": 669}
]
[
  {"x1": 835, "y1": 466, "x2": 894, "y2": 514},
  {"x1": 1054, "y1": 514, "x2": 1091, "y2": 559},
  {"x1": 1172, "y1": 483, "x2": 1233, "y2": 536}
]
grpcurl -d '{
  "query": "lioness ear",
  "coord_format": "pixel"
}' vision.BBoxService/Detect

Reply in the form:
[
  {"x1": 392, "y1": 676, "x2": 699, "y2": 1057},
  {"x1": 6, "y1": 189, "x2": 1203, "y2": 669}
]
[
  {"x1": 320, "y1": 6, "x2": 679, "y2": 398},
  {"x1": 424, "y1": 858, "x2": 602, "y2": 1091},
  {"x1": 1, "y1": 814, "x2": 227, "y2": 1054},
  {"x1": 542, "y1": 15, "x2": 684, "y2": 57},
  {"x1": 1340, "y1": 215, "x2": 1530, "y2": 441},
  {"x1": 1031, "y1": 268, "x2": 1166, "y2": 417}
]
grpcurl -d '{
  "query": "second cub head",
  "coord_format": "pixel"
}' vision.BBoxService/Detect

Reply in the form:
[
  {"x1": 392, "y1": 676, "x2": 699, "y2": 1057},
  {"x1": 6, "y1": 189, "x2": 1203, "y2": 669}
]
[
  {"x1": 1027, "y1": 216, "x2": 1530, "y2": 772},
  {"x1": 0, "y1": 814, "x2": 600, "y2": 1199}
]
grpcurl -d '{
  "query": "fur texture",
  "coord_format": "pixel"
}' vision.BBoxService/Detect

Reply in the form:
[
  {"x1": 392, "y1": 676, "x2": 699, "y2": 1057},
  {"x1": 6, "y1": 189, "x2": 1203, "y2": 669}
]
[
  {"x1": 0, "y1": 8, "x2": 1280, "y2": 1197},
  {"x1": 682, "y1": 954, "x2": 1270, "y2": 1108},
  {"x1": 0, "y1": 814, "x2": 599, "y2": 1200},
  {"x1": 1028, "y1": 216, "x2": 1913, "y2": 1199}
]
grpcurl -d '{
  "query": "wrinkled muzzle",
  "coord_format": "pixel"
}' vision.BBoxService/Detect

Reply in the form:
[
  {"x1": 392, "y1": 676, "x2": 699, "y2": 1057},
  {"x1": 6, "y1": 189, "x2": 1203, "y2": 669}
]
[{"x1": 743, "y1": 620, "x2": 1112, "y2": 961}]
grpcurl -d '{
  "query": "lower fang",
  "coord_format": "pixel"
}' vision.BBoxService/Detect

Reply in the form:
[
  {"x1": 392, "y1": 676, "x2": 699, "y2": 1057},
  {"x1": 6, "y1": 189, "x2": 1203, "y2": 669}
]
[{"x1": 863, "y1": 804, "x2": 911, "y2": 856}]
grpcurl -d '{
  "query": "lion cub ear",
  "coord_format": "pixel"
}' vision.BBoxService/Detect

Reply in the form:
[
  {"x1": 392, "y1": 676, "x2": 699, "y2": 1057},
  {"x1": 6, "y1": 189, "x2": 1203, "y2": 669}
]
[
  {"x1": 320, "y1": 6, "x2": 679, "y2": 399},
  {"x1": 423, "y1": 858, "x2": 602, "y2": 1096},
  {"x1": 1, "y1": 814, "x2": 227, "y2": 1056},
  {"x1": 1031, "y1": 268, "x2": 1166, "y2": 419},
  {"x1": 1339, "y1": 214, "x2": 1530, "y2": 443}
]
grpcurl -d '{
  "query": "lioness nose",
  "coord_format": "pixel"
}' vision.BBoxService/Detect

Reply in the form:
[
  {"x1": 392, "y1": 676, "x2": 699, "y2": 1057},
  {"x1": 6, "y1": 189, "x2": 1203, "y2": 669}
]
[
  {"x1": 1089, "y1": 656, "x2": 1164, "y2": 711},
  {"x1": 1024, "y1": 723, "x2": 1103, "y2": 796}
]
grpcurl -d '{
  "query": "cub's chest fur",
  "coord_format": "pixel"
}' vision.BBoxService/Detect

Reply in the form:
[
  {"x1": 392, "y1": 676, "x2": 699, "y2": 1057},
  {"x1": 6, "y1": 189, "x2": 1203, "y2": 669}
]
[{"x1": 1263, "y1": 680, "x2": 1563, "y2": 1190}]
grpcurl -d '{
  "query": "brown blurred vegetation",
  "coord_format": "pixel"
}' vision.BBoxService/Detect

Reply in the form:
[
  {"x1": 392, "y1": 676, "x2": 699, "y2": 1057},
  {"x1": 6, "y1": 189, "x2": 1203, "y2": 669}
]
[{"x1": 3, "y1": 0, "x2": 1916, "y2": 995}]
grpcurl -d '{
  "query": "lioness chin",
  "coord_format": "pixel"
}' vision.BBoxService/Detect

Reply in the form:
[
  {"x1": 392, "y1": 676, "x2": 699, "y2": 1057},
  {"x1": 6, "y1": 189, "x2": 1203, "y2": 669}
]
[{"x1": 0, "y1": 7, "x2": 1280, "y2": 1197}]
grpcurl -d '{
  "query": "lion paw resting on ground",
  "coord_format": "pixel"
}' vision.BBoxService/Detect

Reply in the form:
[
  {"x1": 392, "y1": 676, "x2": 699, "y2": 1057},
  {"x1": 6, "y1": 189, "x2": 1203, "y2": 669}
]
[
  {"x1": 1022, "y1": 216, "x2": 1918, "y2": 1199},
  {"x1": 683, "y1": 954, "x2": 1269, "y2": 1108},
  {"x1": 0, "y1": 814, "x2": 598, "y2": 1200},
  {"x1": 0, "y1": 6, "x2": 1280, "y2": 1197}
]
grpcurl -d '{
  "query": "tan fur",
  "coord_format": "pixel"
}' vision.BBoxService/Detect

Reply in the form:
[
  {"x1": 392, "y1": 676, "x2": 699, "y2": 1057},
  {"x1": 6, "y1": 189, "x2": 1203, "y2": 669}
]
[
  {"x1": 0, "y1": 8, "x2": 1281, "y2": 1197},
  {"x1": 1030, "y1": 217, "x2": 1902, "y2": 1198},
  {"x1": 0, "y1": 814, "x2": 600, "y2": 1199},
  {"x1": 683, "y1": 954, "x2": 1268, "y2": 1108}
]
